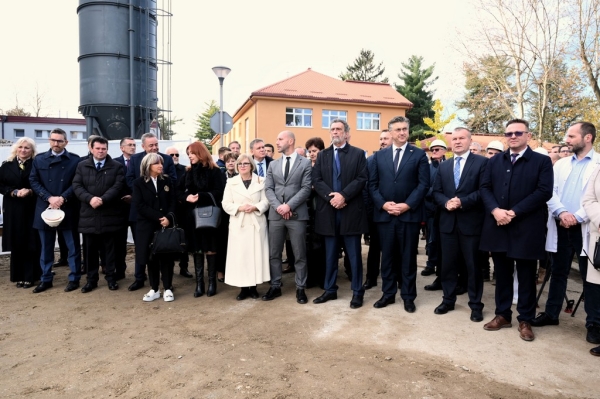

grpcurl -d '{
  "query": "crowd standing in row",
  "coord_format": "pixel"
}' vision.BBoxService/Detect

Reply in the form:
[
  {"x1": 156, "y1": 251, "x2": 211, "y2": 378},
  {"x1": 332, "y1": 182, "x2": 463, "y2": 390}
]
[{"x1": 1, "y1": 117, "x2": 599, "y2": 357}]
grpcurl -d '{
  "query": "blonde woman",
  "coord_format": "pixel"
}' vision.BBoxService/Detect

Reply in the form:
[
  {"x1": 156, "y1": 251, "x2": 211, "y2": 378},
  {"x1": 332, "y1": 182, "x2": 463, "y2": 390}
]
[
  {"x1": 222, "y1": 154, "x2": 270, "y2": 300},
  {"x1": 132, "y1": 153, "x2": 176, "y2": 302},
  {"x1": 0, "y1": 138, "x2": 40, "y2": 288}
]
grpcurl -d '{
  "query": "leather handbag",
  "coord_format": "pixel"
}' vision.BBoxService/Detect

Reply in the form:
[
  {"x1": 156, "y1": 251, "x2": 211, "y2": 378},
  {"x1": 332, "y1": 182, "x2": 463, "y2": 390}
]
[
  {"x1": 590, "y1": 237, "x2": 600, "y2": 271},
  {"x1": 150, "y1": 214, "x2": 186, "y2": 258},
  {"x1": 193, "y1": 192, "x2": 221, "y2": 229}
]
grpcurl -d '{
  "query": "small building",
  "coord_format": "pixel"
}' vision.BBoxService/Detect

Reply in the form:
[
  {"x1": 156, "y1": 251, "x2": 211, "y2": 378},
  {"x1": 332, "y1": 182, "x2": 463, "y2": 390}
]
[
  {"x1": 0, "y1": 115, "x2": 87, "y2": 144},
  {"x1": 211, "y1": 68, "x2": 412, "y2": 156}
]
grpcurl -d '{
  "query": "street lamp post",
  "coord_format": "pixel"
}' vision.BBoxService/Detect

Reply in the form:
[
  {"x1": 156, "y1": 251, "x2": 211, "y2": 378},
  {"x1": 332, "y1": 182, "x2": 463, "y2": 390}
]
[{"x1": 212, "y1": 66, "x2": 231, "y2": 148}]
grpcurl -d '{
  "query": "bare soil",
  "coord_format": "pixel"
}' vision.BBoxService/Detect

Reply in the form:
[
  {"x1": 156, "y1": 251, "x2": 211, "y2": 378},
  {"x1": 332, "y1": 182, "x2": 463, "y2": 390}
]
[{"x1": 0, "y1": 242, "x2": 595, "y2": 398}]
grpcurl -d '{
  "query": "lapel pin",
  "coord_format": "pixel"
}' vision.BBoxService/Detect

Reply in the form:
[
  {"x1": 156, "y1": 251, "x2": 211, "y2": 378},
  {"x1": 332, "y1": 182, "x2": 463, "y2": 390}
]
[{"x1": 164, "y1": 186, "x2": 169, "y2": 192}]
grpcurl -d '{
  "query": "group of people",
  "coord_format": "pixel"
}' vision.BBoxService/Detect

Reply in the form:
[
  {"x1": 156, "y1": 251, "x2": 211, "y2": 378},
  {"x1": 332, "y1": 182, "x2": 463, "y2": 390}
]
[{"x1": 1, "y1": 117, "x2": 599, "y2": 357}]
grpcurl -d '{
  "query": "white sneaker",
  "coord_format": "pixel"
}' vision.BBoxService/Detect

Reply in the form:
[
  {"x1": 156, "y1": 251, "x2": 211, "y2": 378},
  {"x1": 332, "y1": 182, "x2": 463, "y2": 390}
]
[
  {"x1": 143, "y1": 289, "x2": 160, "y2": 302},
  {"x1": 163, "y1": 289, "x2": 174, "y2": 302}
]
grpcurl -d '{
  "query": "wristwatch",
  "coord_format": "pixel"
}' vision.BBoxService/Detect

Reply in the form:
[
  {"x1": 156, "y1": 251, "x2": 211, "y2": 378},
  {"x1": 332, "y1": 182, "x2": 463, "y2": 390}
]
[{"x1": 12, "y1": 189, "x2": 18, "y2": 197}]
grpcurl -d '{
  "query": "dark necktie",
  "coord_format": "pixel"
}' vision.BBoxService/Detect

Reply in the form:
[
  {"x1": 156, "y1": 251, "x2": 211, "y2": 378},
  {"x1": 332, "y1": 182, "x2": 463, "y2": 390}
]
[
  {"x1": 96, "y1": 162, "x2": 102, "y2": 171},
  {"x1": 511, "y1": 153, "x2": 519, "y2": 164},
  {"x1": 284, "y1": 157, "x2": 290, "y2": 180},
  {"x1": 125, "y1": 158, "x2": 129, "y2": 169},
  {"x1": 258, "y1": 162, "x2": 264, "y2": 177},
  {"x1": 393, "y1": 148, "x2": 401, "y2": 172},
  {"x1": 335, "y1": 148, "x2": 341, "y2": 175}
]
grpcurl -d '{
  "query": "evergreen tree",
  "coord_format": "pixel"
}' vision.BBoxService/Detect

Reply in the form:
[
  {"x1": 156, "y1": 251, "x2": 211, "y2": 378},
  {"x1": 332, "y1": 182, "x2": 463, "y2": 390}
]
[
  {"x1": 157, "y1": 113, "x2": 182, "y2": 140},
  {"x1": 195, "y1": 100, "x2": 219, "y2": 151},
  {"x1": 339, "y1": 49, "x2": 388, "y2": 83},
  {"x1": 394, "y1": 55, "x2": 437, "y2": 140}
]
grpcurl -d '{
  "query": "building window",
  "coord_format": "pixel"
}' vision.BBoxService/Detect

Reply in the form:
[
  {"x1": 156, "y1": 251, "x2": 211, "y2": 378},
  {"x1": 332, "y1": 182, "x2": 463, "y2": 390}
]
[
  {"x1": 357, "y1": 112, "x2": 380, "y2": 131},
  {"x1": 286, "y1": 108, "x2": 312, "y2": 127},
  {"x1": 14, "y1": 129, "x2": 25, "y2": 138},
  {"x1": 35, "y1": 129, "x2": 51, "y2": 139},
  {"x1": 70, "y1": 131, "x2": 85, "y2": 140},
  {"x1": 322, "y1": 110, "x2": 347, "y2": 128}
]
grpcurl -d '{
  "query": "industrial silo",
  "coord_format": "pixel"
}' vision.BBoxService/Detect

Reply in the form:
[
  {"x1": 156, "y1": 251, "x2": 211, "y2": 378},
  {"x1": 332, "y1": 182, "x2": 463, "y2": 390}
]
[{"x1": 77, "y1": 0, "x2": 158, "y2": 140}]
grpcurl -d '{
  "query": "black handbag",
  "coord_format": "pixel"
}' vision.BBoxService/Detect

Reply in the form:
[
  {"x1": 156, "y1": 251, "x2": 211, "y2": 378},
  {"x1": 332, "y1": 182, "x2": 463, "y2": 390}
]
[
  {"x1": 193, "y1": 192, "x2": 221, "y2": 229},
  {"x1": 150, "y1": 214, "x2": 186, "y2": 258},
  {"x1": 584, "y1": 236, "x2": 600, "y2": 272}
]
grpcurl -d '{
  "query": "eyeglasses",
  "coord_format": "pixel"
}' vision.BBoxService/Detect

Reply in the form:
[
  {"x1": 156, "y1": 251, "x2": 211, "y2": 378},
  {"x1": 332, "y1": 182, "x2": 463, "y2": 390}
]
[
  {"x1": 431, "y1": 148, "x2": 445, "y2": 152},
  {"x1": 560, "y1": 149, "x2": 571, "y2": 153},
  {"x1": 238, "y1": 162, "x2": 252, "y2": 167},
  {"x1": 169, "y1": 153, "x2": 179, "y2": 157},
  {"x1": 504, "y1": 131, "x2": 527, "y2": 138},
  {"x1": 49, "y1": 138, "x2": 65, "y2": 144}
]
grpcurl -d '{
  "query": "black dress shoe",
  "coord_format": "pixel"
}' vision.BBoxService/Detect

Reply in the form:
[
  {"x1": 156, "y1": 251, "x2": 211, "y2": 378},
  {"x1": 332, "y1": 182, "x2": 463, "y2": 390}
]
[
  {"x1": 64, "y1": 281, "x2": 80, "y2": 292},
  {"x1": 350, "y1": 295, "x2": 363, "y2": 309},
  {"x1": 128, "y1": 280, "x2": 145, "y2": 291},
  {"x1": 424, "y1": 278, "x2": 442, "y2": 291},
  {"x1": 434, "y1": 302, "x2": 455, "y2": 315},
  {"x1": 32, "y1": 281, "x2": 53, "y2": 293},
  {"x1": 81, "y1": 282, "x2": 98, "y2": 293},
  {"x1": 16, "y1": 281, "x2": 24, "y2": 288},
  {"x1": 313, "y1": 291, "x2": 337, "y2": 304},
  {"x1": 179, "y1": 268, "x2": 193, "y2": 278},
  {"x1": 262, "y1": 287, "x2": 282, "y2": 301},
  {"x1": 22, "y1": 281, "x2": 33, "y2": 289},
  {"x1": 108, "y1": 281, "x2": 119, "y2": 291},
  {"x1": 362, "y1": 278, "x2": 377, "y2": 290},
  {"x1": 237, "y1": 287, "x2": 249, "y2": 301},
  {"x1": 591, "y1": 345, "x2": 600, "y2": 357},
  {"x1": 587, "y1": 325, "x2": 600, "y2": 344},
  {"x1": 53, "y1": 259, "x2": 68, "y2": 267},
  {"x1": 373, "y1": 295, "x2": 395, "y2": 308},
  {"x1": 114, "y1": 272, "x2": 126, "y2": 281},
  {"x1": 248, "y1": 286, "x2": 259, "y2": 299},
  {"x1": 296, "y1": 288, "x2": 308, "y2": 304},
  {"x1": 421, "y1": 267, "x2": 436, "y2": 276},
  {"x1": 470, "y1": 309, "x2": 484, "y2": 322},
  {"x1": 530, "y1": 312, "x2": 559, "y2": 327},
  {"x1": 404, "y1": 300, "x2": 416, "y2": 313}
]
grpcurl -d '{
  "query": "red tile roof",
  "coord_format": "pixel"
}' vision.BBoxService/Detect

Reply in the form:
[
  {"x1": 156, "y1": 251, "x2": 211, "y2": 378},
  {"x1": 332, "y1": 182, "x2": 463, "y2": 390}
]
[{"x1": 251, "y1": 69, "x2": 412, "y2": 107}]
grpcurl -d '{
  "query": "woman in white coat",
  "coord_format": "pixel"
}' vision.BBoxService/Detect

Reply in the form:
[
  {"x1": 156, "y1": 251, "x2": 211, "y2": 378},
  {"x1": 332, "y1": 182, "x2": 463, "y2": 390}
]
[
  {"x1": 580, "y1": 164, "x2": 600, "y2": 357},
  {"x1": 222, "y1": 154, "x2": 270, "y2": 300}
]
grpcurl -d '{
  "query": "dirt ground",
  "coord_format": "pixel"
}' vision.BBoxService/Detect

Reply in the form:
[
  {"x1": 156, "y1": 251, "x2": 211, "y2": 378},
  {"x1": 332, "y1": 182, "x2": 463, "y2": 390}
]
[{"x1": 0, "y1": 240, "x2": 596, "y2": 399}]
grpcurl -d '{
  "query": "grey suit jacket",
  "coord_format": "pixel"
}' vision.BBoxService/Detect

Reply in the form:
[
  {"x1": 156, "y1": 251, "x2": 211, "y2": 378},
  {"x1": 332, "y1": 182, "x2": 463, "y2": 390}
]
[{"x1": 264, "y1": 154, "x2": 312, "y2": 221}]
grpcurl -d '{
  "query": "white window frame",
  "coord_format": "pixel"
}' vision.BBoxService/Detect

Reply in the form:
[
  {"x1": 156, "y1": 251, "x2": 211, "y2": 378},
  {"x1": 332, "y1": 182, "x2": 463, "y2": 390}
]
[
  {"x1": 322, "y1": 110, "x2": 347, "y2": 128},
  {"x1": 70, "y1": 131, "x2": 85, "y2": 140},
  {"x1": 35, "y1": 129, "x2": 51, "y2": 139},
  {"x1": 285, "y1": 108, "x2": 312, "y2": 127},
  {"x1": 357, "y1": 112, "x2": 380, "y2": 131}
]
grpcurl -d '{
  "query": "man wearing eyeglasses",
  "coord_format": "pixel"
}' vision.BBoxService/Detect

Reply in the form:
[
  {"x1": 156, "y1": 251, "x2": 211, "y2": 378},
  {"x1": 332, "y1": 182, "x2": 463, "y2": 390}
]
[
  {"x1": 125, "y1": 133, "x2": 177, "y2": 291},
  {"x1": 559, "y1": 145, "x2": 572, "y2": 158},
  {"x1": 534, "y1": 122, "x2": 600, "y2": 341},
  {"x1": 480, "y1": 119, "x2": 553, "y2": 341},
  {"x1": 29, "y1": 128, "x2": 82, "y2": 293}
]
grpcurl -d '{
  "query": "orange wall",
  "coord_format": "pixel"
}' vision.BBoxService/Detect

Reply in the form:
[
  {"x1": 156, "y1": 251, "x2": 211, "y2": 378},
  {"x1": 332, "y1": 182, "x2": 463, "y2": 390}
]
[{"x1": 221, "y1": 97, "x2": 407, "y2": 156}]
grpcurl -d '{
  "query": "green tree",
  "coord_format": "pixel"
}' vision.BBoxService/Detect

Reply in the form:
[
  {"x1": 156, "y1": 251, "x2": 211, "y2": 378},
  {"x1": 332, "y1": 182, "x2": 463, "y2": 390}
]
[
  {"x1": 195, "y1": 100, "x2": 219, "y2": 151},
  {"x1": 455, "y1": 55, "x2": 514, "y2": 134},
  {"x1": 157, "y1": 113, "x2": 182, "y2": 140},
  {"x1": 339, "y1": 49, "x2": 388, "y2": 83},
  {"x1": 394, "y1": 55, "x2": 437, "y2": 140}
]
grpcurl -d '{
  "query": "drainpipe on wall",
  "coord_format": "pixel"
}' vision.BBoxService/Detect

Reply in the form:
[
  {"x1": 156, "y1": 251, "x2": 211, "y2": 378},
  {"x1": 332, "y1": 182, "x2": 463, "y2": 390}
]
[
  {"x1": 129, "y1": 0, "x2": 135, "y2": 137},
  {"x1": 1, "y1": 115, "x2": 7, "y2": 140}
]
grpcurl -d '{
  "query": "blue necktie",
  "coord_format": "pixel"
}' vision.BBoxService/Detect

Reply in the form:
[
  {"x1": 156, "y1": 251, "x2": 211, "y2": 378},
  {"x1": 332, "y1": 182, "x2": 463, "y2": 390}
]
[
  {"x1": 96, "y1": 162, "x2": 102, "y2": 171},
  {"x1": 393, "y1": 148, "x2": 401, "y2": 172},
  {"x1": 258, "y1": 162, "x2": 264, "y2": 177},
  {"x1": 335, "y1": 148, "x2": 341, "y2": 176},
  {"x1": 454, "y1": 156, "x2": 462, "y2": 189},
  {"x1": 511, "y1": 153, "x2": 519, "y2": 164}
]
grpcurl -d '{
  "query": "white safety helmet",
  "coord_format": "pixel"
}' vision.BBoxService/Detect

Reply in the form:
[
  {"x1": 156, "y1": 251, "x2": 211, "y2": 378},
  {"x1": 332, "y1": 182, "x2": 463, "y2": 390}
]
[
  {"x1": 486, "y1": 140, "x2": 504, "y2": 152},
  {"x1": 429, "y1": 139, "x2": 447, "y2": 150},
  {"x1": 41, "y1": 208, "x2": 65, "y2": 228},
  {"x1": 533, "y1": 147, "x2": 549, "y2": 156}
]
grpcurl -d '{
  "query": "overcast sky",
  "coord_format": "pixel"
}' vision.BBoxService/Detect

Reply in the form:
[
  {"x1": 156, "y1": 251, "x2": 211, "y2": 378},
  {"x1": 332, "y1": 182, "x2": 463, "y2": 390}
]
[{"x1": 1, "y1": 0, "x2": 475, "y2": 138}]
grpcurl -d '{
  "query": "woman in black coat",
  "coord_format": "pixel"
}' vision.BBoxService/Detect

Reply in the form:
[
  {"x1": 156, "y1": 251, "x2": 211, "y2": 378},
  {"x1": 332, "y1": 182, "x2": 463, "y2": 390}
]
[
  {"x1": 132, "y1": 153, "x2": 176, "y2": 302},
  {"x1": 0, "y1": 138, "x2": 41, "y2": 288},
  {"x1": 178, "y1": 141, "x2": 225, "y2": 298}
]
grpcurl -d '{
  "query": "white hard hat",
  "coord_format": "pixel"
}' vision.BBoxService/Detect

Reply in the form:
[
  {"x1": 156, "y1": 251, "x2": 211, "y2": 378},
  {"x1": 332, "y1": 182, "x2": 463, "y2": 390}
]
[
  {"x1": 429, "y1": 139, "x2": 447, "y2": 150},
  {"x1": 486, "y1": 140, "x2": 504, "y2": 152},
  {"x1": 534, "y1": 147, "x2": 549, "y2": 156},
  {"x1": 41, "y1": 208, "x2": 65, "y2": 228}
]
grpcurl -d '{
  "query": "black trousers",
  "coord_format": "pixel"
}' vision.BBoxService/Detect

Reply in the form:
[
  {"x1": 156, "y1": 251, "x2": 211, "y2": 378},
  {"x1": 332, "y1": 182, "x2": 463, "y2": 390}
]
[
  {"x1": 492, "y1": 252, "x2": 537, "y2": 323},
  {"x1": 365, "y1": 217, "x2": 381, "y2": 281},
  {"x1": 84, "y1": 232, "x2": 116, "y2": 283},
  {"x1": 148, "y1": 255, "x2": 174, "y2": 291}
]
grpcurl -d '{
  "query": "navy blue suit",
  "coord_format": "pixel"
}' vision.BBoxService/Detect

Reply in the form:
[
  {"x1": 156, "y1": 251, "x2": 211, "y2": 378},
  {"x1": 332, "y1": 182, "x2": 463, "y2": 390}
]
[
  {"x1": 480, "y1": 147, "x2": 553, "y2": 322},
  {"x1": 125, "y1": 151, "x2": 177, "y2": 282},
  {"x1": 432, "y1": 153, "x2": 488, "y2": 310},
  {"x1": 369, "y1": 144, "x2": 429, "y2": 301}
]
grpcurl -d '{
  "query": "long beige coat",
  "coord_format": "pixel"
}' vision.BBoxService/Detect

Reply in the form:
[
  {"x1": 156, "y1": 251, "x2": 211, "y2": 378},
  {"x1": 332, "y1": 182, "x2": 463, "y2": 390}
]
[
  {"x1": 580, "y1": 165, "x2": 600, "y2": 285},
  {"x1": 222, "y1": 174, "x2": 270, "y2": 287}
]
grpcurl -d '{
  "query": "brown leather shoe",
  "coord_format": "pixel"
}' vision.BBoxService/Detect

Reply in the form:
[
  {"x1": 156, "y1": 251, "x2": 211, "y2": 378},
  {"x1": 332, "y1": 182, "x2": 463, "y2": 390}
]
[
  {"x1": 483, "y1": 315, "x2": 512, "y2": 331},
  {"x1": 518, "y1": 321, "x2": 535, "y2": 341}
]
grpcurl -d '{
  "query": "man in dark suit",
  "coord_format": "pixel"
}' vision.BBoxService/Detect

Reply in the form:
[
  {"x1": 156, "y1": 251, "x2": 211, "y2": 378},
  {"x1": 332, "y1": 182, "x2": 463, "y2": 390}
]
[
  {"x1": 432, "y1": 127, "x2": 488, "y2": 322},
  {"x1": 29, "y1": 128, "x2": 82, "y2": 293},
  {"x1": 480, "y1": 118, "x2": 553, "y2": 342},
  {"x1": 369, "y1": 116, "x2": 430, "y2": 313},
  {"x1": 312, "y1": 119, "x2": 368, "y2": 309},
  {"x1": 263, "y1": 130, "x2": 312, "y2": 304},
  {"x1": 113, "y1": 137, "x2": 136, "y2": 280},
  {"x1": 249, "y1": 138, "x2": 273, "y2": 178},
  {"x1": 125, "y1": 132, "x2": 177, "y2": 291}
]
